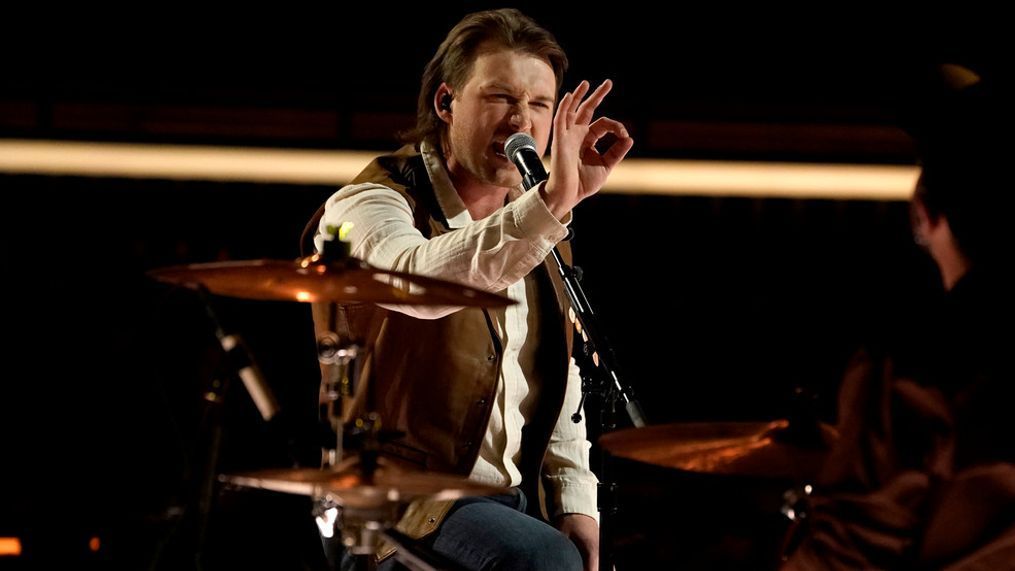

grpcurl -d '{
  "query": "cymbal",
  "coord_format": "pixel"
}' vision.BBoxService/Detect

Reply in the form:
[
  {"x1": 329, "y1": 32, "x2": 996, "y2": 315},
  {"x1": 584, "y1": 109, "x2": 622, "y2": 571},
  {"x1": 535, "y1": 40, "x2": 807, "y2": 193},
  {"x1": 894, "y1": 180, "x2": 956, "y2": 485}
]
[
  {"x1": 149, "y1": 255, "x2": 515, "y2": 306},
  {"x1": 599, "y1": 419, "x2": 836, "y2": 481},
  {"x1": 220, "y1": 456, "x2": 506, "y2": 510}
]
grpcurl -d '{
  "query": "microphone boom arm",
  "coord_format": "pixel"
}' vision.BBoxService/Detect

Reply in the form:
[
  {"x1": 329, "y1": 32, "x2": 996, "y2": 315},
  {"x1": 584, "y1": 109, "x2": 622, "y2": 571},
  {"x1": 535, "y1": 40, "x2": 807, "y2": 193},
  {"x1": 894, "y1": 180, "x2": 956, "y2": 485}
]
[{"x1": 506, "y1": 132, "x2": 646, "y2": 428}]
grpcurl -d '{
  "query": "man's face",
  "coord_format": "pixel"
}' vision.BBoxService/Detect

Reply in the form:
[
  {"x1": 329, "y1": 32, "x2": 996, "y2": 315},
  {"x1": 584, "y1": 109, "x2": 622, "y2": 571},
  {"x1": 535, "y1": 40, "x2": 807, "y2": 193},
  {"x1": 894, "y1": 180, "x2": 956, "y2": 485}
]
[{"x1": 444, "y1": 46, "x2": 557, "y2": 189}]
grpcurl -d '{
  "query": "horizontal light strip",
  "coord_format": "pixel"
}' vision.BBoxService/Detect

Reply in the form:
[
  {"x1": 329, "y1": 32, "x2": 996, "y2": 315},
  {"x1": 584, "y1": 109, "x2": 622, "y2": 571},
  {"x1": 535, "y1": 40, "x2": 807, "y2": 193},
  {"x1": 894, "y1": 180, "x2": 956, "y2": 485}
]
[
  {"x1": 0, "y1": 139, "x2": 918, "y2": 201},
  {"x1": 0, "y1": 139, "x2": 378, "y2": 185},
  {"x1": 605, "y1": 160, "x2": 917, "y2": 201},
  {"x1": 0, "y1": 537, "x2": 22, "y2": 557}
]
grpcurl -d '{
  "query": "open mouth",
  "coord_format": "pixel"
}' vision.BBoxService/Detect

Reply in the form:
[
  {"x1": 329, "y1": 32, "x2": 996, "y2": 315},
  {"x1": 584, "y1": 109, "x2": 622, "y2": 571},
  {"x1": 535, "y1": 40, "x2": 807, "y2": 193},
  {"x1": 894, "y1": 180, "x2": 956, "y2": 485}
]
[{"x1": 492, "y1": 141, "x2": 507, "y2": 159}]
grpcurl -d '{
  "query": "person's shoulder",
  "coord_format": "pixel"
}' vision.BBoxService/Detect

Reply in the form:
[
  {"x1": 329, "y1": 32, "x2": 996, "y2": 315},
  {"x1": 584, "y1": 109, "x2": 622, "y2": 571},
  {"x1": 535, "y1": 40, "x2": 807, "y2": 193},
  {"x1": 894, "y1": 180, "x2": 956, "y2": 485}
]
[{"x1": 351, "y1": 144, "x2": 421, "y2": 185}]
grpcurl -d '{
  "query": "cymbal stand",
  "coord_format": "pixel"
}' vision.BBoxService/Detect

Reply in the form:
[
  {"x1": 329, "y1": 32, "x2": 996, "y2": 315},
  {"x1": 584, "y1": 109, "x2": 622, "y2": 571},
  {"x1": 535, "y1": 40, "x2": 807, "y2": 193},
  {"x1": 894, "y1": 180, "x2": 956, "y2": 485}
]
[
  {"x1": 331, "y1": 501, "x2": 400, "y2": 571},
  {"x1": 316, "y1": 300, "x2": 393, "y2": 568},
  {"x1": 316, "y1": 302, "x2": 360, "y2": 468},
  {"x1": 321, "y1": 503, "x2": 463, "y2": 571},
  {"x1": 311, "y1": 236, "x2": 461, "y2": 570}
]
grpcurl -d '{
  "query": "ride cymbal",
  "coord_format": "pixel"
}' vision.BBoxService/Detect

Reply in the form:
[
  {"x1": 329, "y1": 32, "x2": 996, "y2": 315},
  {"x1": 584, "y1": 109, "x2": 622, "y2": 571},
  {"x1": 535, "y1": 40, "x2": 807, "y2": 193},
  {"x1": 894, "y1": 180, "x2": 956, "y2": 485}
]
[
  {"x1": 600, "y1": 419, "x2": 836, "y2": 481},
  {"x1": 149, "y1": 255, "x2": 514, "y2": 307}
]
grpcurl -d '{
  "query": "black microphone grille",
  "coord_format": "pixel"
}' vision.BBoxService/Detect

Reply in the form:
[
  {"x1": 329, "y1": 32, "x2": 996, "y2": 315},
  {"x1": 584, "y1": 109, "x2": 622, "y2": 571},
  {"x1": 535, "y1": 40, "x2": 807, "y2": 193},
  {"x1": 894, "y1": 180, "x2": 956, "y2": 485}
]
[{"x1": 504, "y1": 132, "x2": 537, "y2": 159}]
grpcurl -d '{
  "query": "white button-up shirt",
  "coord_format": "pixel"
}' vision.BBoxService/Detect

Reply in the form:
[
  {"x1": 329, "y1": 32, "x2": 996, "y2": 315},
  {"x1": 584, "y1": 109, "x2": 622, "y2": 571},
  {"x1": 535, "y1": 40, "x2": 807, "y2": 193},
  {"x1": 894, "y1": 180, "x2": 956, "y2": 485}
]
[{"x1": 315, "y1": 142, "x2": 598, "y2": 519}]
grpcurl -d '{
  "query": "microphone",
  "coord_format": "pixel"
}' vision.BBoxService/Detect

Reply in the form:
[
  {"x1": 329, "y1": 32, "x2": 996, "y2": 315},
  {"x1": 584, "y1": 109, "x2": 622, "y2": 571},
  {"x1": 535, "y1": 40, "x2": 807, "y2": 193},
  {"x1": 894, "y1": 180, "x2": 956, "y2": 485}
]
[
  {"x1": 197, "y1": 288, "x2": 280, "y2": 422},
  {"x1": 505, "y1": 132, "x2": 547, "y2": 190},
  {"x1": 216, "y1": 332, "x2": 280, "y2": 422}
]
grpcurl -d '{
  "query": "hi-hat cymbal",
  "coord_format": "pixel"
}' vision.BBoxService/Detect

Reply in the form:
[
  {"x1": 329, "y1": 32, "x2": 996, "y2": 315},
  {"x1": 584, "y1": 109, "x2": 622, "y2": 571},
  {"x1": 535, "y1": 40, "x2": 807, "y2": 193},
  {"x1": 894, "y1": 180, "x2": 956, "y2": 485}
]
[
  {"x1": 220, "y1": 456, "x2": 506, "y2": 510},
  {"x1": 149, "y1": 255, "x2": 514, "y2": 306},
  {"x1": 599, "y1": 419, "x2": 836, "y2": 481}
]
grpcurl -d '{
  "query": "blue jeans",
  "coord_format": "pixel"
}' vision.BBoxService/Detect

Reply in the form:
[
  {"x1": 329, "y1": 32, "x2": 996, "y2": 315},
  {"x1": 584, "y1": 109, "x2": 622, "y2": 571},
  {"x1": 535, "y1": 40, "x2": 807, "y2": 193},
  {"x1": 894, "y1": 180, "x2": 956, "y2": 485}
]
[{"x1": 330, "y1": 489, "x2": 583, "y2": 571}]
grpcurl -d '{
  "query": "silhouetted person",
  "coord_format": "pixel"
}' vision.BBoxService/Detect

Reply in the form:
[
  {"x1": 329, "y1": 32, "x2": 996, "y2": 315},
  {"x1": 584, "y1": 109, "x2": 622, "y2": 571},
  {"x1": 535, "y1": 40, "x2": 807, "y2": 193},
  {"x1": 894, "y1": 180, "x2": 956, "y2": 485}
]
[{"x1": 783, "y1": 63, "x2": 1015, "y2": 570}]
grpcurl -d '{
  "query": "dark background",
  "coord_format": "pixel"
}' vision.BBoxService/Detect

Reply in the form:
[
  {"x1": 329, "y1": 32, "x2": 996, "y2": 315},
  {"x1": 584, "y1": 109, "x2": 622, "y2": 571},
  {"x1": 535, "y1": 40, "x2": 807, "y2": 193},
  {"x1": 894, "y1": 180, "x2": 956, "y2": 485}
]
[{"x1": 1, "y1": 3, "x2": 1004, "y2": 569}]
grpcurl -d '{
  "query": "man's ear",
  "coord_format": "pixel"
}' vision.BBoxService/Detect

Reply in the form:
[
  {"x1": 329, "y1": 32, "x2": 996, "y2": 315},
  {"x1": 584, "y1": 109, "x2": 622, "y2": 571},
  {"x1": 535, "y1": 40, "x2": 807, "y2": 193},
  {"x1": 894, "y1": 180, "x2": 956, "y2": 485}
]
[{"x1": 435, "y1": 83, "x2": 454, "y2": 123}]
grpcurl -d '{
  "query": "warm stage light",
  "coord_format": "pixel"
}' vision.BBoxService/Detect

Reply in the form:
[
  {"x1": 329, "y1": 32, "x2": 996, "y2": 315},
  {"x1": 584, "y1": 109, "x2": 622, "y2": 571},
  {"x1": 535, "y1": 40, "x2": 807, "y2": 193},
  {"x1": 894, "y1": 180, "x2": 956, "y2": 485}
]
[
  {"x1": 0, "y1": 537, "x2": 22, "y2": 557},
  {"x1": 0, "y1": 139, "x2": 918, "y2": 201}
]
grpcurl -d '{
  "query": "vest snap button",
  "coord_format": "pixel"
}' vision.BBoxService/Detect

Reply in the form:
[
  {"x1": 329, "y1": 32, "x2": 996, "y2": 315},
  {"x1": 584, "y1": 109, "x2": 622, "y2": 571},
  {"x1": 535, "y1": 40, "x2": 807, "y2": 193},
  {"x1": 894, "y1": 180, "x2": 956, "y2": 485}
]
[
  {"x1": 487, "y1": 354, "x2": 495, "y2": 361},
  {"x1": 477, "y1": 398, "x2": 486, "y2": 406}
]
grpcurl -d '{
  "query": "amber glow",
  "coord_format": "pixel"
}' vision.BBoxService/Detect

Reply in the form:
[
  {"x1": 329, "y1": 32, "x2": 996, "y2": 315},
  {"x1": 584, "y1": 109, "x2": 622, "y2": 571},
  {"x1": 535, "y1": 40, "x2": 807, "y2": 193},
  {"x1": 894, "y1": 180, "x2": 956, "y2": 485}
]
[
  {"x1": 0, "y1": 139, "x2": 918, "y2": 200},
  {"x1": 0, "y1": 538, "x2": 21, "y2": 557}
]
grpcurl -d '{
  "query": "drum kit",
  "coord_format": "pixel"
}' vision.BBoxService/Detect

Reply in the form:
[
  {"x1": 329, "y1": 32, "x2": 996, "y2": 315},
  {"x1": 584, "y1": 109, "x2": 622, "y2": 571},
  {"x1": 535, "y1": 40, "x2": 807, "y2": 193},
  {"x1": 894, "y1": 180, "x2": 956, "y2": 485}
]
[{"x1": 150, "y1": 252, "x2": 835, "y2": 570}]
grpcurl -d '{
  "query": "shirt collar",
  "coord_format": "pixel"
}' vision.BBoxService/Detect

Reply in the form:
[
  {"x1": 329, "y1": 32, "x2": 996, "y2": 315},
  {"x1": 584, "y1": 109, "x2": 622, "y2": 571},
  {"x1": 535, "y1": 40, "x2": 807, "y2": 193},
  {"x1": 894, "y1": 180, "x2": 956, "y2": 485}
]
[{"x1": 420, "y1": 139, "x2": 525, "y2": 229}]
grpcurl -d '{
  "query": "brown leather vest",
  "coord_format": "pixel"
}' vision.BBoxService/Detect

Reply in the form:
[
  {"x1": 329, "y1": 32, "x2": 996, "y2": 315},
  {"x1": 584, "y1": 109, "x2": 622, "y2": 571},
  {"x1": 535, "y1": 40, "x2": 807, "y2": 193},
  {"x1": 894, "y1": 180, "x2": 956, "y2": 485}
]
[{"x1": 301, "y1": 145, "x2": 576, "y2": 538}]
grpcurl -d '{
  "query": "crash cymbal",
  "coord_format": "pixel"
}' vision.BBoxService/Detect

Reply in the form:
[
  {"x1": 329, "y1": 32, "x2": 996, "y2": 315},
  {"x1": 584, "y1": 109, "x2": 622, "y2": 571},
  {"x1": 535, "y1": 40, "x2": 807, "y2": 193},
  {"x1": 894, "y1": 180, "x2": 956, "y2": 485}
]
[
  {"x1": 599, "y1": 419, "x2": 836, "y2": 481},
  {"x1": 149, "y1": 255, "x2": 514, "y2": 306},
  {"x1": 220, "y1": 455, "x2": 506, "y2": 510}
]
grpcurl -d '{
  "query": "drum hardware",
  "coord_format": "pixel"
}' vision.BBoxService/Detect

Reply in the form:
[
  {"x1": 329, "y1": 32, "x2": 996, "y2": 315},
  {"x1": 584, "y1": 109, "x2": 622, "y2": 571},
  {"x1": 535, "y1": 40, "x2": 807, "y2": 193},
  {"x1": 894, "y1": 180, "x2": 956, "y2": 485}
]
[{"x1": 149, "y1": 250, "x2": 515, "y2": 569}]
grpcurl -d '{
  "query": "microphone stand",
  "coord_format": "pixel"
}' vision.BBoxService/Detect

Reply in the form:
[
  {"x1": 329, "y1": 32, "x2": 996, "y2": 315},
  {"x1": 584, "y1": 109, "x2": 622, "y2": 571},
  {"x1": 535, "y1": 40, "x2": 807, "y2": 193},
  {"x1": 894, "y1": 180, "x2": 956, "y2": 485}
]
[
  {"x1": 193, "y1": 362, "x2": 229, "y2": 570},
  {"x1": 190, "y1": 286, "x2": 246, "y2": 569},
  {"x1": 549, "y1": 245, "x2": 646, "y2": 428},
  {"x1": 547, "y1": 241, "x2": 645, "y2": 571},
  {"x1": 521, "y1": 174, "x2": 648, "y2": 571},
  {"x1": 510, "y1": 138, "x2": 647, "y2": 426}
]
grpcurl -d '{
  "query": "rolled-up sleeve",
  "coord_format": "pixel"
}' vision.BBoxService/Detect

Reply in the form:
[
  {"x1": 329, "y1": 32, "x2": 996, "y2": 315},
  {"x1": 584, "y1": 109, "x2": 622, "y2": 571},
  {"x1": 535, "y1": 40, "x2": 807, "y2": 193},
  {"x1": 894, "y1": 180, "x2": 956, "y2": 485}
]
[
  {"x1": 314, "y1": 182, "x2": 569, "y2": 318},
  {"x1": 543, "y1": 357, "x2": 600, "y2": 521}
]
